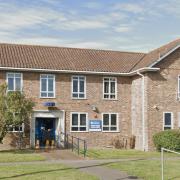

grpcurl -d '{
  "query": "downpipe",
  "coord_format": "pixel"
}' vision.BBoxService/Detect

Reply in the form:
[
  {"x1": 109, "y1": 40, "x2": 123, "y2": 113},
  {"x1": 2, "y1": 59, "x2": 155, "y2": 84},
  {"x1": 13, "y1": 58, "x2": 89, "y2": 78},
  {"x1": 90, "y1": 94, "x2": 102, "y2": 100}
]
[{"x1": 137, "y1": 71, "x2": 146, "y2": 151}]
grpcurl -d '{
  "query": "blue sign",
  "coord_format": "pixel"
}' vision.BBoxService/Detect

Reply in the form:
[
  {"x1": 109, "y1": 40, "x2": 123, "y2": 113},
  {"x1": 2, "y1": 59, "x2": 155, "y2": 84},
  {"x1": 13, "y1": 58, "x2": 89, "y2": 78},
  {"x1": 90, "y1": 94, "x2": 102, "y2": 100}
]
[
  {"x1": 43, "y1": 102, "x2": 56, "y2": 107},
  {"x1": 89, "y1": 120, "x2": 102, "y2": 131}
]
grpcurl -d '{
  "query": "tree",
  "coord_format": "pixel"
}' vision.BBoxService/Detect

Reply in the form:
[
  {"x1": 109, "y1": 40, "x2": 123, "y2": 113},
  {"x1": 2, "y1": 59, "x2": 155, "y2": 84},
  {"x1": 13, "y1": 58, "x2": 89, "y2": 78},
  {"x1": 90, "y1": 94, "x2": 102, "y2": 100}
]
[{"x1": 0, "y1": 83, "x2": 35, "y2": 146}]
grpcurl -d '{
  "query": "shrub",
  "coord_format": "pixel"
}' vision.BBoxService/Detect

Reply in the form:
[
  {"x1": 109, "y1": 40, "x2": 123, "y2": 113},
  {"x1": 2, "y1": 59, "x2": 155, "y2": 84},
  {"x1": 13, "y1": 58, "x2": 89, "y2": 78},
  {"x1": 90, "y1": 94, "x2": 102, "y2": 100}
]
[{"x1": 153, "y1": 130, "x2": 180, "y2": 151}]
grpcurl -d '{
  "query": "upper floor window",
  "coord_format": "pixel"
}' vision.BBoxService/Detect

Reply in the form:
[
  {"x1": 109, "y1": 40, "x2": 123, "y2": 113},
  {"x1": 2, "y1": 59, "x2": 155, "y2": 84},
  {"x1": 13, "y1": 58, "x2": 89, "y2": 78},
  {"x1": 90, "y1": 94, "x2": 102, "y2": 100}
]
[
  {"x1": 102, "y1": 113, "x2": 118, "y2": 132},
  {"x1": 72, "y1": 76, "x2": 86, "y2": 99},
  {"x1": 7, "y1": 73, "x2": 22, "y2": 92},
  {"x1": 103, "y1": 77, "x2": 117, "y2": 99},
  {"x1": 163, "y1": 112, "x2": 173, "y2": 130},
  {"x1": 40, "y1": 74, "x2": 55, "y2": 98},
  {"x1": 71, "y1": 112, "x2": 87, "y2": 132}
]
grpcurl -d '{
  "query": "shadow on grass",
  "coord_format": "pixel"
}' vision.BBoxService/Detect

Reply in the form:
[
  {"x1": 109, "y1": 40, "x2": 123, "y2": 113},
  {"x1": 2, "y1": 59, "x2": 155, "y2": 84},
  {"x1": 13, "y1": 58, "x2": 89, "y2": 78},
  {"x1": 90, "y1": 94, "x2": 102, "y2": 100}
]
[
  {"x1": 0, "y1": 159, "x2": 144, "y2": 179},
  {"x1": 0, "y1": 149, "x2": 35, "y2": 154}
]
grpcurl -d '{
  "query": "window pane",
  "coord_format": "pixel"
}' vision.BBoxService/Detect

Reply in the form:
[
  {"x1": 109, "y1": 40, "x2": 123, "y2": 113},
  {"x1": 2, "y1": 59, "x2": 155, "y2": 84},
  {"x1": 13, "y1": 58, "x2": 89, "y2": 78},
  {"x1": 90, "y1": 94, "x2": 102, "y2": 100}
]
[
  {"x1": 41, "y1": 79, "x2": 47, "y2": 91},
  {"x1": 110, "y1": 95, "x2": 115, "y2": 99},
  {"x1": 79, "y1": 80, "x2": 84, "y2": 92},
  {"x1": 164, "y1": 127, "x2": 171, "y2": 130},
  {"x1": 71, "y1": 127, "x2": 78, "y2": 131},
  {"x1": 79, "y1": 94, "x2": 85, "y2": 98},
  {"x1": 72, "y1": 93, "x2": 78, "y2": 98},
  {"x1": 104, "y1": 94, "x2": 109, "y2": 99},
  {"x1": 48, "y1": 93, "x2": 54, "y2": 97},
  {"x1": 14, "y1": 126, "x2": 19, "y2": 131},
  {"x1": 41, "y1": 92, "x2": 47, "y2": 97},
  {"x1": 15, "y1": 74, "x2": 21, "y2": 78},
  {"x1": 110, "y1": 127, "x2": 117, "y2": 131},
  {"x1": 79, "y1": 77, "x2": 84, "y2": 81},
  {"x1": 48, "y1": 79, "x2": 54, "y2": 91},
  {"x1": 15, "y1": 78, "x2": 21, "y2": 91},
  {"x1": 111, "y1": 82, "x2": 115, "y2": 93},
  {"x1": 41, "y1": 75, "x2": 47, "y2": 78},
  {"x1": 103, "y1": 114, "x2": 109, "y2": 125},
  {"x1": 104, "y1": 82, "x2": 109, "y2": 93},
  {"x1": 8, "y1": 73, "x2": 14, "y2": 78},
  {"x1": 72, "y1": 114, "x2": 78, "y2": 125},
  {"x1": 80, "y1": 114, "x2": 86, "y2": 125},
  {"x1": 165, "y1": 113, "x2": 171, "y2": 125},
  {"x1": 73, "y1": 80, "x2": 78, "y2": 92},
  {"x1": 48, "y1": 75, "x2": 54, "y2": 79},
  {"x1": 80, "y1": 127, "x2": 86, "y2": 131},
  {"x1": 111, "y1": 114, "x2": 117, "y2": 125},
  {"x1": 8, "y1": 78, "x2": 14, "y2": 90},
  {"x1": 103, "y1": 127, "x2": 109, "y2": 131}
]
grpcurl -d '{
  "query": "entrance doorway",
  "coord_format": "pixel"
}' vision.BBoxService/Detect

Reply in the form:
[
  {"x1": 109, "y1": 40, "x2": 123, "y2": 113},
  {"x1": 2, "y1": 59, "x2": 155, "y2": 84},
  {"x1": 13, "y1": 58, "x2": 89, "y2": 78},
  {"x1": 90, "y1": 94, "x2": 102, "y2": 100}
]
[{"x1": 35, "y1": 118, "x2": 56, "y2": 148}]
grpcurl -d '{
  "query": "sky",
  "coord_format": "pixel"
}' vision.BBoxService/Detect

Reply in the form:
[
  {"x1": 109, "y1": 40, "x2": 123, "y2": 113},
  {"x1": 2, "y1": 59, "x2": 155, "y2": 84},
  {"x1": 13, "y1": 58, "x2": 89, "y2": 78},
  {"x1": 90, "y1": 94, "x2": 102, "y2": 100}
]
[{"x1": 0, "y1": 0, "x2": 179, "y2": 53}]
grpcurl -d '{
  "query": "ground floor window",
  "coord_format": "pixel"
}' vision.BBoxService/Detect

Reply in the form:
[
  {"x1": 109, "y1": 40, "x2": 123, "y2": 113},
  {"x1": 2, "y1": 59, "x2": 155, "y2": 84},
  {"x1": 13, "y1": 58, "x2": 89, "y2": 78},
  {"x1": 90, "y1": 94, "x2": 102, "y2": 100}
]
[
  {"x1": 8, "y1": 123, "x2": 24, "y2": 132},
  {"x1": 163, "y1": 112, "x2": 173, "y2": 130},
  {"x1": 102, "y1": 113, "x2": 118, "y2": 132},
  {"x1": 71, "y1": 112, "x2": 87, "y2": 132}
]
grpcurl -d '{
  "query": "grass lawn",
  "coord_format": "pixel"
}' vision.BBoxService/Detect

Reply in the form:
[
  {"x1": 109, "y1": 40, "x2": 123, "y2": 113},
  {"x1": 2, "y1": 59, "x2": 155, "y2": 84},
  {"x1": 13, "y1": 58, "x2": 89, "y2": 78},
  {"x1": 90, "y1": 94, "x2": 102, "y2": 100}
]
[
  {"x1": 86, "y1": 148, "x2": 162, "y2": 159},
  {"x1": 0, "y1": 163, "x2": 99, "y2": 180},
  {"x1": 0, "y1": 149, "x2": 45, "y2": 163},
  {"x1": 107, "y1": 159, "x2": 180, "y2": 180}
]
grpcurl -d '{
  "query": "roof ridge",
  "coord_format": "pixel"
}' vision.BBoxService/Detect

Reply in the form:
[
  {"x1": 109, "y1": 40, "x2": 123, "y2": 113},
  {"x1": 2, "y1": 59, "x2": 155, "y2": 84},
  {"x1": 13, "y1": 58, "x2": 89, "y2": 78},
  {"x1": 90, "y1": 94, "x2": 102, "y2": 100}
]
[{"x1": 0, "y1": 42, "x2": 146, "y2": 54}]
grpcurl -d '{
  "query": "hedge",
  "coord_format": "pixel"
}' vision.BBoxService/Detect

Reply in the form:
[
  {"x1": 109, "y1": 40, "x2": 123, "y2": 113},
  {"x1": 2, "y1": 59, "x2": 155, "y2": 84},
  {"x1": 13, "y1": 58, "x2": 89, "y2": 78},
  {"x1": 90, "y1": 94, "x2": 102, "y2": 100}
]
[{"x1": 153, "y1": 130, "x2": 180, "y2": 151}]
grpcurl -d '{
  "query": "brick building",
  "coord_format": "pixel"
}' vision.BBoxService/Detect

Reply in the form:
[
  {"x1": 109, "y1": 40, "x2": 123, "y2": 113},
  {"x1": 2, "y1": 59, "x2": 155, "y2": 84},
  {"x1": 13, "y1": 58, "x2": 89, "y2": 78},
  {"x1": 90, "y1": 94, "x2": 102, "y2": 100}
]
[{"x1": 0, "y1": 39, "x2": 179, "y2": 151}]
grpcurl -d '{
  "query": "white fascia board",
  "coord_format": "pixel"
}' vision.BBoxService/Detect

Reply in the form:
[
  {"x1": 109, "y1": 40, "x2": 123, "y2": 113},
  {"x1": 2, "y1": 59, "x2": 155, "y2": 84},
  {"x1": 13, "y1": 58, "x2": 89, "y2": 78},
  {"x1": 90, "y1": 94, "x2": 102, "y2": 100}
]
[
  {"x1": 149, "y1": 44, "x2": 180, "y2": 68},
  {"x1": 0, "y1": 66, "x2": 159, "y2": 76}
]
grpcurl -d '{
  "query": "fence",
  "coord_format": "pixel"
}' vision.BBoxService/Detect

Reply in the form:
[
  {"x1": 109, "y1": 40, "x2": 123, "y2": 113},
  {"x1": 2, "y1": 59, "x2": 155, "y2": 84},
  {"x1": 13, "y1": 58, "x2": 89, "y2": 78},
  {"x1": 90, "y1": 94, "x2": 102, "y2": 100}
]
[{"x1": 60, "y1": 132, "x2": 87, "y2": 157}]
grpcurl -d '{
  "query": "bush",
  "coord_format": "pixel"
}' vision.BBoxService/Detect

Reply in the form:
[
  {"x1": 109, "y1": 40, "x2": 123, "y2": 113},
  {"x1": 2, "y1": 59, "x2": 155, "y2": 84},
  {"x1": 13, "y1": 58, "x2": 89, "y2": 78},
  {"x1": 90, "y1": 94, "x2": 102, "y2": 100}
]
[{"x1": 153, "y1": 130, "x2": 180, "y2": 151}]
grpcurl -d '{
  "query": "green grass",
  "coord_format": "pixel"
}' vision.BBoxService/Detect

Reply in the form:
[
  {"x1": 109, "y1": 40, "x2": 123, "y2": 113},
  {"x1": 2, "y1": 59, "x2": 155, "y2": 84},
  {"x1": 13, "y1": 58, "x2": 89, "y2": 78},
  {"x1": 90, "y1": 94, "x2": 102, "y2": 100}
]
[
  {"x1": 0, "y1": 149, "x2": 46, "y2": 163},
  {"x1": 86, "y1": 148, "x2": 162, "y2": 159},
  {"x1": 0, "y1": 163, "x2": 99, "y2": 180},
  {"x1": 107, "y1": 159, "x2": 180, "y2": 180}
]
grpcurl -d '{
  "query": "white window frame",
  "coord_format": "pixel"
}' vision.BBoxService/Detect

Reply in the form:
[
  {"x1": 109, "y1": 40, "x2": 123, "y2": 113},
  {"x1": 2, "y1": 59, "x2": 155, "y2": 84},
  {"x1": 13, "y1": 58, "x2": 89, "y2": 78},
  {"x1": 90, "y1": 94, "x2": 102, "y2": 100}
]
[
  {"x1": 71, "y1": 75, "x2": 86, "y2": 99},
  {"x1": 102, "y1": 113, "x2": 119, "y2": 132},
  {"x1": 8, "y1": 123, "x2": 24, "y2": 132},
  {"x1": 103, "y1": 77, "x2": 117, "y2": 100},
  {"x1": 163, "y1": 112, "x2": 173, "y2": 130},
  {"x1": 70, "y1": 112, "x2": 88, "y2": 132},
  {"x1": 40, "y1": 74, "x2": 55, "y2": 98},
  {"x1": 6, "y1": 72, "x2": 23, "y2": 92}
]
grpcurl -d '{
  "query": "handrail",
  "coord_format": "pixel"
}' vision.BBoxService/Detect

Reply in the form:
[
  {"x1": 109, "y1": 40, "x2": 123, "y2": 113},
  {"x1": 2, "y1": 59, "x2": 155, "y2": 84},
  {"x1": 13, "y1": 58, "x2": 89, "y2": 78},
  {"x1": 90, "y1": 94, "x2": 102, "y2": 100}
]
[{"x1": 60, "y1": 132, "x2": 87, "y2": 157}]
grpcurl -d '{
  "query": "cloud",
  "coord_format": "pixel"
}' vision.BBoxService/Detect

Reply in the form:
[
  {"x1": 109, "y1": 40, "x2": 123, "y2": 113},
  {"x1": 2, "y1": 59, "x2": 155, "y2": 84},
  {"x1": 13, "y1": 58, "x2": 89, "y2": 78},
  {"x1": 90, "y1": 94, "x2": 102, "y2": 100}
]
[
  {"x1": 114, "y1": 25, "x2": 132, "y2": 33},
  {"x1": 113, "y1": 3, "x2": 144, "y2": 14}
]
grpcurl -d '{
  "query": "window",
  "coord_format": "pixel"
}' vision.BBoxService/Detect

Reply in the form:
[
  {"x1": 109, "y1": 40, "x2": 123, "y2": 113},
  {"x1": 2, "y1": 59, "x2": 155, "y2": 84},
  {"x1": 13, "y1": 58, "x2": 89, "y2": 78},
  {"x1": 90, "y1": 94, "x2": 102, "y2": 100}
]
[
  {"x1": 102, "y1": 113, "x2": 118, "y2": 132},
  {"x1": 40, "y1": 74, "x2": 55, "y2": 98},
  {"x1": 71, "y1": 113, "x2": 87, "y2": 132},
  {"x1": 7, "y1": 73, "x2": 22, "y2": 91},
  {"x1": 8, "y1": 123, "x2": 24, "y2": 132},
  {"x1": 72, "y1": 76, "x2": 86, "y2": 99},
  {"x1": 103, "y1": 77, "x2": 117, "y2": 99},
  {"x1": 163, "y1": 112, "x2": 173, "y2": 130}
]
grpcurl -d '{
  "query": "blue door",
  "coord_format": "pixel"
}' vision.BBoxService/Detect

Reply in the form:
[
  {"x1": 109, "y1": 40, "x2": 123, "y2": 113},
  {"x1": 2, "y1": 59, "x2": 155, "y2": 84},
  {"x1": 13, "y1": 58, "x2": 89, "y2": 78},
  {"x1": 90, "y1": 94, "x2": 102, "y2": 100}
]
[{"x1": 35, "y1": 118, "x2": 56, "y2": 148}]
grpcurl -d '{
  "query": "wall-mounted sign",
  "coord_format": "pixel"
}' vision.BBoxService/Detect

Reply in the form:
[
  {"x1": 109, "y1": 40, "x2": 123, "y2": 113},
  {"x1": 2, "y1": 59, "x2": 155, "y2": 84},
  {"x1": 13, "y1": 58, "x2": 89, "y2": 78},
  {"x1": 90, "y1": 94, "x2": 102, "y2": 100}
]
[
  {"x1": 89, "y1": 120, "x2": 102, "y2": 132},
  {"x1": 43, "y1": 102, "x2": 56, "y2": 107}
]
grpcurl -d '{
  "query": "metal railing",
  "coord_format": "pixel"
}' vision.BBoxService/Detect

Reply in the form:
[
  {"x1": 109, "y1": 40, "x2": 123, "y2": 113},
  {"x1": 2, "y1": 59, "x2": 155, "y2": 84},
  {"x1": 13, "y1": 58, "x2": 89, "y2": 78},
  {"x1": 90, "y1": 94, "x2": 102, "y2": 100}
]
[
  {"x1": 60, "y1": 132, "x2": 87, "y2": 157},
  {"x1": 161, "y1": 147, "x2": 180, "y2": 180}
]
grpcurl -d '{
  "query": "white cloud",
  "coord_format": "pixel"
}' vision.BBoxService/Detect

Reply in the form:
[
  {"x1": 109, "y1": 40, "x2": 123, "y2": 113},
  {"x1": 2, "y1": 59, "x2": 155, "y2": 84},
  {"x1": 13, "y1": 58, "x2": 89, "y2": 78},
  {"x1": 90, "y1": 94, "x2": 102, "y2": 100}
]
[
  {"x1": 114, "y1": 25, "x2": 132, "y2": 33},
  {"x1": 113, "y1": 3, "x2": 144, "y2": 14}
]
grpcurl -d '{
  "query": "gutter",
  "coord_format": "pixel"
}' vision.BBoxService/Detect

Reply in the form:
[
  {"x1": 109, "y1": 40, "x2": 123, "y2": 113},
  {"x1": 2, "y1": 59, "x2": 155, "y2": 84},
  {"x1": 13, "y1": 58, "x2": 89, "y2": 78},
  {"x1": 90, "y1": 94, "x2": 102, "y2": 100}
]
[
  {"x1": 137, "y1": 71, "x2": 146, "y2": 151},
  {"x1": 0, "y1": 66, "x2": 160, "y2": 76}
]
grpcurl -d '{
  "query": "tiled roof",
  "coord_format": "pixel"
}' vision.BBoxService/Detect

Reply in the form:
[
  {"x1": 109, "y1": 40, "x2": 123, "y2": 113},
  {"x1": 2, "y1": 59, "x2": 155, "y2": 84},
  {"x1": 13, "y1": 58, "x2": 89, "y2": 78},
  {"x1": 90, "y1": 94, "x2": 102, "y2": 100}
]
[
  {"x1": 132, "y1": 38, "x2": 180, "y2": 71},
  {"x1": 0, "y1": 43, "x2": 145, "y2": 73},
  {"x1": 0, "y1": 38, "x2": 179, "y2": 74}
]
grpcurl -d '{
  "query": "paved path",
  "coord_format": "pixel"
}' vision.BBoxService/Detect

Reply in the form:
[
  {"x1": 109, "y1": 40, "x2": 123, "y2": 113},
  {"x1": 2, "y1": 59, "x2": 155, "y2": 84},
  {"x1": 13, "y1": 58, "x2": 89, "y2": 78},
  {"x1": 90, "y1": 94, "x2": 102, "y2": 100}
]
[{"x1": 0, "y1": 159, "x2": 142, "y2": 180}]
